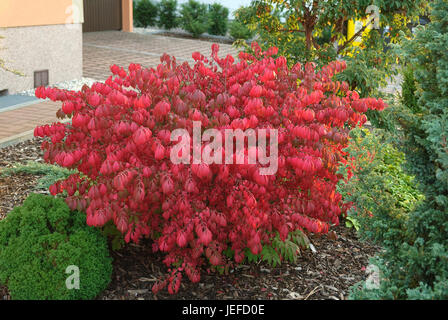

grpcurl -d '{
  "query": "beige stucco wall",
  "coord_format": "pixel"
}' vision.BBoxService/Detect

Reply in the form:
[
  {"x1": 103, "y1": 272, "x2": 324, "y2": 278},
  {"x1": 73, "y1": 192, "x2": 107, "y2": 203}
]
[
  {"x1": 0, "y1": 0, "x2": 84, "y2": 28},
  {"x1": 0, "y1": 24, "x2": 83, "y2": 94}
]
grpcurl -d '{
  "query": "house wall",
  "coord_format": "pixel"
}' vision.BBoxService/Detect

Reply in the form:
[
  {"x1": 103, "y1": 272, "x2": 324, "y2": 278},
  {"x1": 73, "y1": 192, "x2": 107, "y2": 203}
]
[
  {"x1": 0, "y1": 0, "x2": 83, "y2": 94},
  {"x1": 0, "y1": 24, "x2": 83, "y2": 94}
]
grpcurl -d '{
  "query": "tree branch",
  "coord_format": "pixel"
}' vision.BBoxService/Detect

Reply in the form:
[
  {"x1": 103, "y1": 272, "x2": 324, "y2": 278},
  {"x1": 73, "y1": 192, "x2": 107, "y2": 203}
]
[{"x1": 337, "y1": 18, "x2": 374, "y2": 54}]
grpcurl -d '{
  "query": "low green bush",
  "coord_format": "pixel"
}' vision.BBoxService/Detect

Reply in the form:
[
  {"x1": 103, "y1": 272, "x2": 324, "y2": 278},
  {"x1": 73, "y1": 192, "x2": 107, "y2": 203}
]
[
  {"x1": 338, "y1": 128, "x2": 424, "y2": 245},
  {"x1": 207, "y1": 3, "x2": 229, "y2": 36},
  {"x1": 179, "y1": 0, "x2": 208, "y2": 37},
  {"x1": 134, "y1": 0, "x2": 158, "y2": 28},
  {"x1": 0, "y1": 194, "x2": 112, "y2": 300},
  {"x1": 157, "y1": 0, "x2": 178, "y2": 30}
]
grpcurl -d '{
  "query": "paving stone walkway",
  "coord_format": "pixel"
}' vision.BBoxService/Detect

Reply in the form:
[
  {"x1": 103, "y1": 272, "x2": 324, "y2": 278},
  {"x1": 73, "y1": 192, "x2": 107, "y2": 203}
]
[
  {"x1": 0, "y1": 31, "x2": 237, "y2": 147},
  {"x1": 0, "y1": 100, "x2": 62, "y2": 147},
  {"x1": 83, "y1": 31, "x2": 238, "y2": 80},
  {"x1": 0, "y1": 31, "x2": 401, "y2": 147}
]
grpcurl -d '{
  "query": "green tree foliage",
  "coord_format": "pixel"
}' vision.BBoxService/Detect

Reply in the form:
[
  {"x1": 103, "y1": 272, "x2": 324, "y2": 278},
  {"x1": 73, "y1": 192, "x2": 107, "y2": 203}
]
[
  {"x1": 207, "y1": 3, "x2": 229, "y2": 36},
  {"x1": 179, "y1": 0, "x2": 209, "y2": 37},
  {"x1": 157, "y1": 0, "x2": 179, "y2": 30},
  {"x1": 349, "y1": 0, "x2": 448, "y2": 299},
  {"x1": 229, "y1": 21, "x2": 253, "y2": 41},
  {"x1": 0, "y1": 194, "x2": 112, "y2": 300},
  {"x1": 239, "y1": 0, "x2": 426, "y2": 99},
  {"x1": 134, "y1": 0, "x2": 158, "y2": 28},
  {"x1": 229, "y1": 6, "x2": 255, "y2": 40}
]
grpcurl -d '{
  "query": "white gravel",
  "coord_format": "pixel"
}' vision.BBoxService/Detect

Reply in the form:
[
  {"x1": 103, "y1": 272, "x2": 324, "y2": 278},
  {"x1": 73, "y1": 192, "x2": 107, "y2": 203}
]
[
  {"x1": 133, "y1": 26, "x2": 235, "y2": 42},
  {"x1": 18, "y1": 77, "x2": 100, "y2": 96}
]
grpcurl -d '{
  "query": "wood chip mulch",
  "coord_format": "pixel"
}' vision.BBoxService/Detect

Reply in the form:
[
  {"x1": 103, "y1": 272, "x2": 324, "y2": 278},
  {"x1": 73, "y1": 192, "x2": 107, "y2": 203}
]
[
  {"x1": 99, "y1": 224, "x2": 378, "y2": 300},
  {"x1": 0, "y1": 139, "x2": 380, "y2": 300},
  {"x1": 0, "y1": 138, "x2": 46, "y2": 220}
]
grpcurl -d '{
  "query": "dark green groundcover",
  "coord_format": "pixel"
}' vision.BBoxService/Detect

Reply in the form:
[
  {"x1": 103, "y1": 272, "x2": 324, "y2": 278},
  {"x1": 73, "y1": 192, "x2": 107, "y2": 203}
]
[{"x1": 0, "y1": 194, "x2": 112, "y2": 300}]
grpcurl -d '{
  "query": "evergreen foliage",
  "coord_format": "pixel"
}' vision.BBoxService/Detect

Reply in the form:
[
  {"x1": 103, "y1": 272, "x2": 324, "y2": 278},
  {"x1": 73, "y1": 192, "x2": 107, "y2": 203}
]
[
  {"x1": 158, "y1": 0, "x2": 179, "y2": 30},
  {"x1": 207, "y1": 3, "x2": 229, "y2": 36},
  {"x1": 0, "y1": 194, "x2": 112, "y2": 300},
  {"x1": 179, "y1": 0, "x2": 209, "y2": 37},
  {"x1": 349, "y1": 0, "x2": 448, "y2": 299}
]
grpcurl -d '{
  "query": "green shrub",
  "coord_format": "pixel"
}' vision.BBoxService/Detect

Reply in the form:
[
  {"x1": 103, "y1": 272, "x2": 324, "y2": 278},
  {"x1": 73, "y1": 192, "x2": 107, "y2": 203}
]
[
  {"x1": 337, "y1": 128, "x2": 423, "y2": 245},
  {"x1": 401, "y1": 65, "x2": 420, "y2": 113},
  {"x1": 134, "y1": 0, "x2": 158, "y2": 28},
  {"x1": 349, "y1": 0, "x2": 448, "y2": 299},
  {"x1": 229, "y1": 21, "x2": 253, "y2": 40},
  {"x1": 157, "y1": 0, "x2": 179, "y2": 30},
  {"x1": 207, "y1": 3, "x2": 229, "y2": 36},
  {"x1": 0, "y1": 161, "x2": 73, "y2": 190},
  {"x1": 0, "y1": 194, "x2": 112, "y2": 300},
  {"x1": 179, "y1": 0, "x2": 208, "y2": 37}
]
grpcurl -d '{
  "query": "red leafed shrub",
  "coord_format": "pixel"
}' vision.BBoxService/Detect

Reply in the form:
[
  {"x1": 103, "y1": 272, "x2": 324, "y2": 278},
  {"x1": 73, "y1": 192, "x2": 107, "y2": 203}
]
[{"x1": 34, "y1": 42, "x2": 385, "y2": 294}]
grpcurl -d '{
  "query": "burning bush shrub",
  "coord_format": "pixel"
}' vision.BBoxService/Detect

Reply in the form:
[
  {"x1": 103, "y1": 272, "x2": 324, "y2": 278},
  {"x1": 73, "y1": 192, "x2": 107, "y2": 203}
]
[{"x1": 34, "y1": 42, "x2": 385, "y2": 294}]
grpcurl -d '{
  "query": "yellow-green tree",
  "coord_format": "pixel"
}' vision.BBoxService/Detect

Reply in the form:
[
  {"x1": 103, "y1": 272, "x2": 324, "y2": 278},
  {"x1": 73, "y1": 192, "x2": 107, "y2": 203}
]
[{"x1": 239, "y1": 0, "x2": 427, "y2": 99}]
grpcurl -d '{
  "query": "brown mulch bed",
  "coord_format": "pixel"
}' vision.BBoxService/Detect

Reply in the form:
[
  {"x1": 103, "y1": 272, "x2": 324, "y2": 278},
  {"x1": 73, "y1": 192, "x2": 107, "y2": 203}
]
[
  {"x1": 0, "y1": 138, "x2": 45, "y2": 220},
  {"x1": 99, "y1": 225, "x2": 378, "y2": 300},
  {"x1": 0, "y1": 139, "x2": 379, "y2": 300},
  {"x1": 0, "y1": 138, "x2": 44, "y2": 167}
]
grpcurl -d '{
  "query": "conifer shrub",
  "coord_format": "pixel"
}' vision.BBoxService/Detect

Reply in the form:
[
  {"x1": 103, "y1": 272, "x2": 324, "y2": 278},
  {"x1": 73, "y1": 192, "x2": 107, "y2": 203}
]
[
  {"x1": 349, "y1": 0, "x2": 448, "y2": 299},
  {"x1": 0, "y1": 161, "x2": 73, "y2": 190},
  {"x1": 0, "y1": 194, "x2": 112, "y2": 300},
  {"x1": 134, "y1": 0, "x2": 158, "y2": 28},
  {"x1": 207, "y1": 3, "x2": 229, "y2": 36},
  {"x1": 157, "y1": 0, "x2": 179, "y2": 30},
  {"x1": 179, "y1": 0, "x2": 208, "y2": 37},
  {"x1": 401, "y1": 66, "x2": 420, "y2": 114}
]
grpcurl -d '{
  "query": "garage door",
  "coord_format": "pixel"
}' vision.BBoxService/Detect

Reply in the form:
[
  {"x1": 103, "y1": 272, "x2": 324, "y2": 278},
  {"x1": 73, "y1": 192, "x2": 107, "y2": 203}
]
[{"x1": 83, "y1": 0, "x2": 122, "y2": 32}]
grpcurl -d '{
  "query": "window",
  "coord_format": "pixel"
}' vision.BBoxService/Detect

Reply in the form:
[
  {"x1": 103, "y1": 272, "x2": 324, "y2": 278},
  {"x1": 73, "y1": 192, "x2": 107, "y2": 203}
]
[{"x1": 34, "y1": 70, "x2": 49, "y2": 88}]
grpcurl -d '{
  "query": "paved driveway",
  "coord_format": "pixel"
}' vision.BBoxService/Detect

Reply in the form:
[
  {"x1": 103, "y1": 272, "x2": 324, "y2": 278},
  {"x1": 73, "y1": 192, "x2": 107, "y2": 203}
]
[
  {"x1": 0, "y1": 32, "x2": 238, "y2": 145},
  {"x1": 1, "y1": 31, "x2": 401, "y2": 146},
  {"x1": 83, "y1": 31, "x2": 238, "y2": 80}
]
